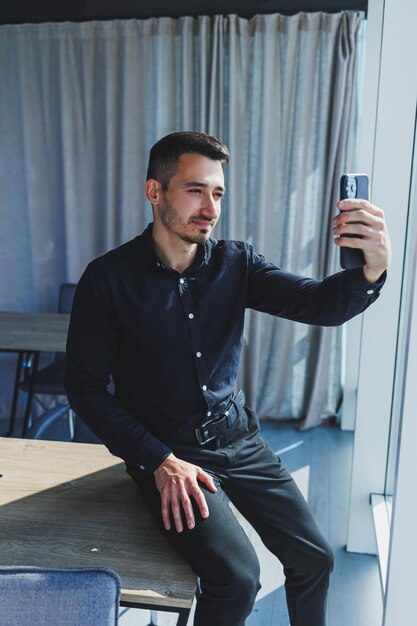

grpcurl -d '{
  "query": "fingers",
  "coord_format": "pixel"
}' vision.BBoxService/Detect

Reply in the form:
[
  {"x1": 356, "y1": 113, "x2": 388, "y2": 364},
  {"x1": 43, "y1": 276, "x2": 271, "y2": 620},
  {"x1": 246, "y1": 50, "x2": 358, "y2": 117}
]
[
  {"x1": 160, "y1": 488, "x2": 172, "y2": 532},
  {"x1": 189, "y1": 480, "x2": 210, "y2": 522},
  {"x1": 333, "y1": 235, "x2": 367, "y2": 249},
  {"x1": 196, "y1": 467, "x2": 218, "y2": 493},
  {"x1": 334, "y1": 208, "x2": 384, "y2": 230},
  {"x1": 333, "y1": 199, "x2": 387, "y2": 253},
  {"x1": 160, "y1": 483, "x2": 184, "y2": 533},
  {"x1": 161, "y1": 480, "x2": 207, "y2": 533},
  {"x1": 333, "y1": 199, "x2": 391, "y2": 274},
  {"x1": 333, "y1": 230, "x2": 383, "y2": 250},
  {"x1": 170, "y1": 485, "x2": 190, "y2": 534},
  {"x1": 155, "y1": 458, "x2": 215, "y2": 533},
  {"x1": 337, "y1": 198, "x2": 384, "y2": 218}
]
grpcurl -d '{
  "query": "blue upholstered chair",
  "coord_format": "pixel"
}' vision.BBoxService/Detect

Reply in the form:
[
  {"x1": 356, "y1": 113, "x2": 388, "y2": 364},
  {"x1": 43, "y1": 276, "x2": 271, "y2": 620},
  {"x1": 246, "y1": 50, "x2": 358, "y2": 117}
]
[
  {"x1": 19, "y1": 283, "x2": 77, "y2": 436},
  {"x1": 0, "y1": 566, "x2": 121, "y2": 626},
  {"x1": 24, "y1": 403, "x2": 102, "y2": 444}
]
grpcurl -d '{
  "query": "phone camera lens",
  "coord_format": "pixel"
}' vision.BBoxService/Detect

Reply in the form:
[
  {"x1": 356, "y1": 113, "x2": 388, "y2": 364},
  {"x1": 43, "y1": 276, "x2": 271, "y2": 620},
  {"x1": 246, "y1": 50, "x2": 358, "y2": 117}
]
[{"x1": 346, "y1": 176, "x2": 357, "y2": 199}]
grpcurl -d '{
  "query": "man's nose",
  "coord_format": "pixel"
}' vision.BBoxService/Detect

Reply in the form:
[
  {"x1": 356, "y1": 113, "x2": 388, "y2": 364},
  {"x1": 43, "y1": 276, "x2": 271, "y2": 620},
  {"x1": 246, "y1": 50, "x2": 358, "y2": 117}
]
[{"x1": 204, "y1": 194, "x2": 220, "y2": 216}]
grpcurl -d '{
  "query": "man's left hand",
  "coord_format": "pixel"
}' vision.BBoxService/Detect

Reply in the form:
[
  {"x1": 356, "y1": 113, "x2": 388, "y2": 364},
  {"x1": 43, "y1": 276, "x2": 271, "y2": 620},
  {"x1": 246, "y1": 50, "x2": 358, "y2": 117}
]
[{"x1": 333, "y1": 199, "x2": 392, "y2": 283}]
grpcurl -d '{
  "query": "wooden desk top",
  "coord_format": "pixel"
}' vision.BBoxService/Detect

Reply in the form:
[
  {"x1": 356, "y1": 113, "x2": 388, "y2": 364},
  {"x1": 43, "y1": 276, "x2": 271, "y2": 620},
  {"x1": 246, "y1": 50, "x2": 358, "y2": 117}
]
[
  {"x1": 0, "y1": 438, "x2": 197, "y2": 609},
  {"x1": 0, "y1": 312, "x2": 70, "y2": 352}
]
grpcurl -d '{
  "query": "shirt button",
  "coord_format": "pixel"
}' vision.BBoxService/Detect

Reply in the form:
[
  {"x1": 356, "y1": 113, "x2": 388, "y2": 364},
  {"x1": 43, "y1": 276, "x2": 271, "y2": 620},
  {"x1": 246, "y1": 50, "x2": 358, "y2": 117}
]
[
  {"x1": 196, "y1": 351, "x2": 202, "y2": 358},
  {"x1": 179, "y1": 278, "x2": 185, "y2": 284},
  {"x1": 202, "y1": 385, "x2": 207, "y2": 391},
  {"x1": 207, "y1": 411, "x2": 212, "y2": 417},
  {"x1": 188, "y1": 313, "x2": 194, "y2": 319},
  {"x1": 367, "y1": 289, "x2": 374, "y2": 294},
  {"x1": 139, "y1": 465, "x2": 145, "y2": 470}
]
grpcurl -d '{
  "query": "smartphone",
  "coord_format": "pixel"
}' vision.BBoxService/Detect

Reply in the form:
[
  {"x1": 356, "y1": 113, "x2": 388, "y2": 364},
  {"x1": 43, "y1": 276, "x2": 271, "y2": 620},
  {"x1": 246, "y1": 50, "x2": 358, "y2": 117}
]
[{"x1": 339, "y1": 174, "x2": 369, "y2": 269}]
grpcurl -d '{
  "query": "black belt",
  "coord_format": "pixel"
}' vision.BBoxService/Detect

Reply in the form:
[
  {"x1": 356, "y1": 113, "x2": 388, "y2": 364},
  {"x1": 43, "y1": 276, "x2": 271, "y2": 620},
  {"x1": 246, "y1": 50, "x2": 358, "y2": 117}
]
[{"x1": 194, "y1": 390, "x2": 245, "y2": 446}]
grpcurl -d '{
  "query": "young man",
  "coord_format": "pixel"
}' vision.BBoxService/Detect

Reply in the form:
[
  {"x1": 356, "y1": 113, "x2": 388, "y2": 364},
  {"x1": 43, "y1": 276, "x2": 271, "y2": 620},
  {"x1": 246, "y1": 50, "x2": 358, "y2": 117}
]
[{"x1": 65, "y1": 131, "x2": 391, "y2": 626}]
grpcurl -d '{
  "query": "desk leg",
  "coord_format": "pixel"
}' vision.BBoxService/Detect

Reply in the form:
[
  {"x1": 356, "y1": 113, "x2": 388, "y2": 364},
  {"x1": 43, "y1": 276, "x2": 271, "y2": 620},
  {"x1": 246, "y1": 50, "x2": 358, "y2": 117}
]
[
  {"x1": 5, "y1": 352, "x2": 24, "y2": 436},
  {"x1": 143, "y1": 608, "x2": 191, "y2": 626},
  {"x1": 121, "y1": 604, "x2": 192, "y2": 626},
  {"x1": 176, "y1": 609, "x2": 191, "y2": 626},
  {"x1": 21, "y1": 351, "x2": 40, "y2": 437}
]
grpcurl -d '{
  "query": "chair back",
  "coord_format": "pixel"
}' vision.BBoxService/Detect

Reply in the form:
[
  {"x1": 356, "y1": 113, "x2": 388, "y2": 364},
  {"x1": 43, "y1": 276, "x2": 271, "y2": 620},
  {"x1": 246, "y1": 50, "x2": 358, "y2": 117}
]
[
  {"x1": 24, "y1": 404, "x2": 102, "y2": 444},
  {"x1": 0, "y1": 566, "x2": 120, "y2": 626},
  {"x1": 24, "y1": 404, "x2": 73, "y2": 441}
]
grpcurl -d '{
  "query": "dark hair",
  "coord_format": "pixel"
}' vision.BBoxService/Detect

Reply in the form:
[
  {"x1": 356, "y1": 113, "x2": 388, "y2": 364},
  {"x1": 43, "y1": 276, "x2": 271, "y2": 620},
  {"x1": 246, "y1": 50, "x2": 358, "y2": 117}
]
[{"x1": 146, "y1": 131, "x2": 229, "y2": 190}]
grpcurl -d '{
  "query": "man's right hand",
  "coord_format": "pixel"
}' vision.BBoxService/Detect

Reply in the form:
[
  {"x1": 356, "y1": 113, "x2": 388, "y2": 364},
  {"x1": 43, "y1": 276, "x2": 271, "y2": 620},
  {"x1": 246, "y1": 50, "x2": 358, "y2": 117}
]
[{"x1": 154, "y1": 453, "x2": 217, "y2": 533}]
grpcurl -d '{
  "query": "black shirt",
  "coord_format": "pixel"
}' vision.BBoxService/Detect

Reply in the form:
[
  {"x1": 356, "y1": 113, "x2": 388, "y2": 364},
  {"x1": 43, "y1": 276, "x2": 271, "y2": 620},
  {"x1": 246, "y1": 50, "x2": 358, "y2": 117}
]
[{"x1": 65, "y1": 223, "x2": 385, "y2": 472}]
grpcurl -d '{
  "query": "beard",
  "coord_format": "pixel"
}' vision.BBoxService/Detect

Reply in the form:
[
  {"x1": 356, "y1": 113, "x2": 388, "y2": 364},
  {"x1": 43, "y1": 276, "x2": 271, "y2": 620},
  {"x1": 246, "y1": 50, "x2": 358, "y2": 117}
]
[{"x1": 158, "y1": 198, "x2": 215, "y2": 245}]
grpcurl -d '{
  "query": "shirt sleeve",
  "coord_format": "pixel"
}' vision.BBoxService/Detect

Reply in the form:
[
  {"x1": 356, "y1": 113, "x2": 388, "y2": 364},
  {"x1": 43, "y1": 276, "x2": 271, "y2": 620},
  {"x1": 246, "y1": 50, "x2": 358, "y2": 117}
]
[
  {"x1": 65, "y1": 262, "x2": 172, "y2": 472},
  {"x1": 246, "y1": 246, "x2": 386, "y2": 326}
]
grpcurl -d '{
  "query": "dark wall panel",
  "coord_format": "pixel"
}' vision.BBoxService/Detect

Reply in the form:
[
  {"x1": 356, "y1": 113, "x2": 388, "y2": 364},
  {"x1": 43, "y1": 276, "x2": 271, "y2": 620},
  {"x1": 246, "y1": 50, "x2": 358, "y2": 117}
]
[{"x1": 1, "y1": 1, "x2": 367, "y2": 25}]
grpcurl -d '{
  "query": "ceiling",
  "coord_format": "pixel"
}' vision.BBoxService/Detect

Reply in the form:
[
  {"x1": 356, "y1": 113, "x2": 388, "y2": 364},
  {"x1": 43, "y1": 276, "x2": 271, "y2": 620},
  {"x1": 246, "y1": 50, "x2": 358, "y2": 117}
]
[{"x1": 1, "y1": 1, "x2": 368, "y2": 25}]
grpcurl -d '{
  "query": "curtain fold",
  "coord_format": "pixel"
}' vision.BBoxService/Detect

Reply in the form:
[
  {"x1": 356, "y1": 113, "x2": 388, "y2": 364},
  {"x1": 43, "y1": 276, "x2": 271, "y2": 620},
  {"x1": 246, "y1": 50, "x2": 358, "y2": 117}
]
[{"x1": 0, "y1": 12, "x2": 365, "y2": 425}]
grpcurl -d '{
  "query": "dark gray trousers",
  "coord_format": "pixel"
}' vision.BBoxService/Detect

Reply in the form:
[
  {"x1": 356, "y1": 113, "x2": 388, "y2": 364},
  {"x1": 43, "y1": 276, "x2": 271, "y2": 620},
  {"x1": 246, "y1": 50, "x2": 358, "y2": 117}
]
[{"x1": 127, "y1": 407, "x2": 334, "y2": 626}]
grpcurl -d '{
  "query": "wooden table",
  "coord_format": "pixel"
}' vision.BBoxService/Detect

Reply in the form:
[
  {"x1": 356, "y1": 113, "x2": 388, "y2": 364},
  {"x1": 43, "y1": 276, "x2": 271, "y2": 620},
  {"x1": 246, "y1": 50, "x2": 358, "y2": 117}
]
[
  {"x1": 0, "y1": 312, "x2": 69, "y2": 353},
  {"x1": 0, "y1": 312, "x2": 70, "y2": 436},
  {"x1": 0, "y1": 438, "x2": 197, "y2": 625}
]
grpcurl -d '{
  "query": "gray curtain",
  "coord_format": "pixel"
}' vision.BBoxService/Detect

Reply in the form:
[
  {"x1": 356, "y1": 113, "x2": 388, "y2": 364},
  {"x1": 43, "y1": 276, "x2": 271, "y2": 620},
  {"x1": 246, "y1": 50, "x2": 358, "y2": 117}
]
[{"x1": 0, "y1": 12, "x2": 365, "y2": 426}]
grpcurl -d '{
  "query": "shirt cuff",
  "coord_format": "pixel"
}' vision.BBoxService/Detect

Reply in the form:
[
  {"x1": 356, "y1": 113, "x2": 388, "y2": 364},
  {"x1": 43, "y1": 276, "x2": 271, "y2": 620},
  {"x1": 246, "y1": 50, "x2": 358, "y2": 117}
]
[
  {"x1": 347, "y1": 267, "x2": 387, "y2": 299},
  {"x1": 137, "y1": 431, "x2": 172, "y2": 473}
]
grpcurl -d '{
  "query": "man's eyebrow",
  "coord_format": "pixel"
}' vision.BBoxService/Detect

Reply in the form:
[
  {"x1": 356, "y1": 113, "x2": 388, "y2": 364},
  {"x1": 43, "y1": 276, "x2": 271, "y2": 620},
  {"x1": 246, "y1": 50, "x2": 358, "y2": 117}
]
[{"x1": 183, "y1": 182, "x2": 226, "y2": 192}]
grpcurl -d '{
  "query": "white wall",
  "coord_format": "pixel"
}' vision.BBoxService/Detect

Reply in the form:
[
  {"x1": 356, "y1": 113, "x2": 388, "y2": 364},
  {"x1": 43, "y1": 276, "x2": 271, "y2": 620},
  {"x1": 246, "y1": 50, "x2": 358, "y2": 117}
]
[
  {"x1": 346, "y1": 0, "x2": 417, "y2": 554},
  {"x1": 382, "y1": 117, "x2": 417, "y2": 626}
]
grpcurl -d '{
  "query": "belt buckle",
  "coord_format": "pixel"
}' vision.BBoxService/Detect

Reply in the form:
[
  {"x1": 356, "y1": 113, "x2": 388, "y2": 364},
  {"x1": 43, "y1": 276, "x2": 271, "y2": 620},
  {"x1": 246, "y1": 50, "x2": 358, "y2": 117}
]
[
  {"x1": 195, "y1": 394, "x2": 243, "y2": 446},
  {"x1": 195, "y1": 423, "x2": 217, "y2": 446}
]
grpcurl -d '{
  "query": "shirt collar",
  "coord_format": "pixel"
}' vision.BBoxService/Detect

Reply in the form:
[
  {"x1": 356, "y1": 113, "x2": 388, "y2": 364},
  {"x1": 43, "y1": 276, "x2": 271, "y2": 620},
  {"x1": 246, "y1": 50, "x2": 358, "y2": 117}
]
[{"x1": 137, "y1": 222, "x2": 213, "y2": 274}]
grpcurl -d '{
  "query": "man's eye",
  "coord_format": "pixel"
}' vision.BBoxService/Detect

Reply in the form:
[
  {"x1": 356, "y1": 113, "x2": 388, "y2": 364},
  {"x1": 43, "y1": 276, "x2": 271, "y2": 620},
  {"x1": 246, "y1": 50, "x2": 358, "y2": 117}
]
[{"x1": 189, "y1": 189, "x2": 201, "y2": 193}]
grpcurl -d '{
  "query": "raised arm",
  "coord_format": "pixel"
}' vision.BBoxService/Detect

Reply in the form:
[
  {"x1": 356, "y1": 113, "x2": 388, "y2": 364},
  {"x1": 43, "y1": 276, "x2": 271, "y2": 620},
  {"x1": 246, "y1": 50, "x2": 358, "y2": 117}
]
[{"x1": 247, "y1": 199, "x2": 390, "y2": 325}]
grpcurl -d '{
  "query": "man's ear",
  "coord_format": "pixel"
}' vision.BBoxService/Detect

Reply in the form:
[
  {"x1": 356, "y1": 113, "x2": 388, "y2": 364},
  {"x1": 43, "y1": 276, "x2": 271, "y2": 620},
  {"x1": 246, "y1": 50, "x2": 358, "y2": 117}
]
[{"x1": 145, "y1": 179, "x2": 163, "y2": 205}]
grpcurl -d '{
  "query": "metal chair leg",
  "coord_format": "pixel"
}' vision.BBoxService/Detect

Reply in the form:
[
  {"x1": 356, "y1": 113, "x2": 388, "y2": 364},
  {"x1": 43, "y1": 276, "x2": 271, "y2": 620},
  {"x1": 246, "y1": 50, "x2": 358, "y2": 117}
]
[
  {"x1": 5, "y1": 352, "x2": 24, "y2": 436},
  {"x1": 21, "y1": 351, "x2": 40, "y2": 437},
  {"x1": 68, "y1": 408, "x2": 75, "y2": 440}
]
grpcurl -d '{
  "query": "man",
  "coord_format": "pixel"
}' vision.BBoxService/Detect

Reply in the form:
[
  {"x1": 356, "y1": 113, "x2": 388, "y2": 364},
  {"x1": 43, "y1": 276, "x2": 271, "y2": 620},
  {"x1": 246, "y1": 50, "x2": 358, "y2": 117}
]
[{"x1": 65, "y1": 131, "x2": 391, "y2": 626}]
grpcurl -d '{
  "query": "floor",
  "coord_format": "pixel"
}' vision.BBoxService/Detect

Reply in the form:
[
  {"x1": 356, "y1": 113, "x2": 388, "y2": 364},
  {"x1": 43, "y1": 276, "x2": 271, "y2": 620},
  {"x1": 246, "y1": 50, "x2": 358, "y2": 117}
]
[{"x1": 112, "y1": 422, "x2": 383, "y2": 626}]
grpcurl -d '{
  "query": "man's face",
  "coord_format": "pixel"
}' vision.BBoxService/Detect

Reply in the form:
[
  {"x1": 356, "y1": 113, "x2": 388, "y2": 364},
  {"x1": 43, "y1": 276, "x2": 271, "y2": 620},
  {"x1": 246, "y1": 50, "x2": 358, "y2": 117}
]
[{"x1": 156, "y1": 153, "x2": 225, "y2": 245}]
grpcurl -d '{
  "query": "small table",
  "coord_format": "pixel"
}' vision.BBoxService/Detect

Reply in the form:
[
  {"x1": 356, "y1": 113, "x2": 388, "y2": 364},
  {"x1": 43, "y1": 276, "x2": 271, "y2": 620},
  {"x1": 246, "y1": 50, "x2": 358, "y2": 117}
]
[
  {"x1": 0, "y1": 438, "x2": 197, "y2": 625},
  {"x1": 0, "y1": 312, "x2": 70, "y2": 436}
]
